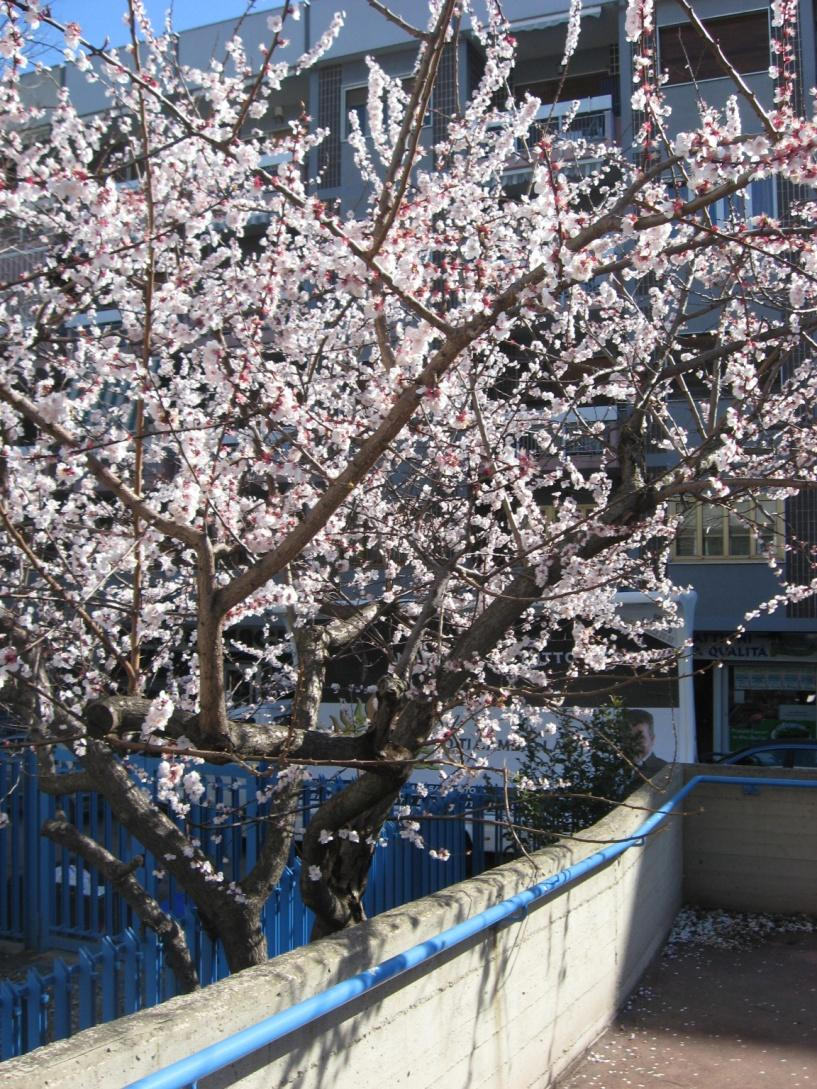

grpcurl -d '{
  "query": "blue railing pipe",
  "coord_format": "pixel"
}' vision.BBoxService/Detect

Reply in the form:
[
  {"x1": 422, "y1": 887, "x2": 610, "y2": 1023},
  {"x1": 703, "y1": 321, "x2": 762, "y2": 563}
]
[{"x1": 123, "y1": 773, "x2": 817, "y2": 1089}]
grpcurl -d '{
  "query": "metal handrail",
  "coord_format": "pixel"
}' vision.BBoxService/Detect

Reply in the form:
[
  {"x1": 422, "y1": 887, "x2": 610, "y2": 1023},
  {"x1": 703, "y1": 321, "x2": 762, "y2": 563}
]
[{"x1": 123, "y1": 773, "x2": 817, "y2": 1089}]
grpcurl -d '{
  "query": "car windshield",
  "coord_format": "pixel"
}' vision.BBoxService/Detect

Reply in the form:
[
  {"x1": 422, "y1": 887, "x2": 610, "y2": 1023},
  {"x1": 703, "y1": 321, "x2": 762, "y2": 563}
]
[{"x1": 730, "y1": 744, "x2": 817, "y2": 768}]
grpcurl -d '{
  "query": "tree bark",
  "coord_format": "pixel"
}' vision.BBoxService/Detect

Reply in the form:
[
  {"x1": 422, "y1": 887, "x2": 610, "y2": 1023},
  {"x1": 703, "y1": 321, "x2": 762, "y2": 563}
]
[
  {"x1": 300, "y1": 766, "x2": 411, "y2": 938},
  {"x1": 83, "y1": 695, "x2": 377, "y2": 763},
  {"x1": 75, "y1": 739, "x2": 276, "y2": 974}
]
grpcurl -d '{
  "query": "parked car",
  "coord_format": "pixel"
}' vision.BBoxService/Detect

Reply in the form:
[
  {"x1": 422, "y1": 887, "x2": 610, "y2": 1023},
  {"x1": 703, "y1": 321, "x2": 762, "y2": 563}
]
[
  {"x1": 229, "y1": 699, "x2": 292, "y2": 725},
  {"x1": 711, "y1": 739, "x2": 817, "y2": 769}
]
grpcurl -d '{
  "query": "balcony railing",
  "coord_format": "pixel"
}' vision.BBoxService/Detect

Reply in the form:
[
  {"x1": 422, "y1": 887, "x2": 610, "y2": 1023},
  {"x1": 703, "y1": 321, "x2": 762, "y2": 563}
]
[
  {"x1": 515, "y1": 406, "x2": 618, "y2": 462},
  {"x1": 498, "y1": 95, "x2": 614, "y2": 189}
]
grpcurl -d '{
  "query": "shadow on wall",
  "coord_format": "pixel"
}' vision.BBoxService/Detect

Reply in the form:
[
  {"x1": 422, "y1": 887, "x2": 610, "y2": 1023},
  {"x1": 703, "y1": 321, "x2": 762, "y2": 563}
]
[{"x1": 258, "y1": 768, "x2": 684, "y2": 1089}]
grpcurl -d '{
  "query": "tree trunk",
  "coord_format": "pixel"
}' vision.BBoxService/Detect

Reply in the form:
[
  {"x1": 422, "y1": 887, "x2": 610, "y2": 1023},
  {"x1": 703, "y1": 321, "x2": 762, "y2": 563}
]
[
  {"x1": 301, "y1": 766, "x2": 411, "y2": 938},
  {"x1": 200, "y1": 901, "x2": 268, "y2": 973}
]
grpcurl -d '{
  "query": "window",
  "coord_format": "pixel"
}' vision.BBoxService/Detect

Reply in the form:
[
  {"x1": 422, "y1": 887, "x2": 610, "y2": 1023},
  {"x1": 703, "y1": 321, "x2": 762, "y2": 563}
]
[
  {"x1": 787, "y1": 491, "x2": 817, "y2": 618},
  {"x1": 515, "y1": 407, "x2": 616, "y2": 459},
  {"x1": 516, "y1": 96, "x2": 613, "y2": 147},
  {"x1": 709, "y1": 177, "x2": 777, "y2": 224},
  {"x1": 672, "y1": 497, "x2": 784, "y2": 560},
  {"x1": 659, "y1": 10, "x2": 770, "y2": 86},
  {"x1": 318, "y1": 65, "x2": 342, "y2": 189},
  {"x1": 345, "y1": 85, "x2": 369, "y2": 137},
  {"x1": 727, "y1": 662, "x2": 817, "y2": 750},
  {"x1": 93, "y1": 141, "x2": 142, "y2": 186}
]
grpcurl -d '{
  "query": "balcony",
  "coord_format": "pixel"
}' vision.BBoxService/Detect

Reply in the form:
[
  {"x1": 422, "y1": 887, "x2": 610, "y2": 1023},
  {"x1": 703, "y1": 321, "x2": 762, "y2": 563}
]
[
  {"x1": 516, "y1": 404, "x2": 619, "y2": 470},
  {"x1": 499, "y1": 94, "x2": 615, "y2": 190}
]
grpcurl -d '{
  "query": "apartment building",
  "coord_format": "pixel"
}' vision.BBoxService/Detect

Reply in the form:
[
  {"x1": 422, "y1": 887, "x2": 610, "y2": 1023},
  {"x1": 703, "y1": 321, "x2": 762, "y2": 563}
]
[{"x1": 11, "y1": 0, "x2": 817, "y2": 757}]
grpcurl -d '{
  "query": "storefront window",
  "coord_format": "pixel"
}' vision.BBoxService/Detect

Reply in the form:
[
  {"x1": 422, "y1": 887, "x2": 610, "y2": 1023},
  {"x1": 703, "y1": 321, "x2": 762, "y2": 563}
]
[{"x1": 728, "y1": 663, "x2": 817, "y2": 749}]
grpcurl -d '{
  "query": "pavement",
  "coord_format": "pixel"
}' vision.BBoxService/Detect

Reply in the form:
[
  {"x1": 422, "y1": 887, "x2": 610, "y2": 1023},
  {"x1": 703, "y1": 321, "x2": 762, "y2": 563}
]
[{"x1": 557, "y1": 909, "x2": 817, "y2": 1089}]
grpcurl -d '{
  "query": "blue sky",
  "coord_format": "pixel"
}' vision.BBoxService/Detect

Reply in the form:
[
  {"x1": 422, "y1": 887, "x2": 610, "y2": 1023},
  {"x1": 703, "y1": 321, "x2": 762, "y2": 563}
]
[{"x1": 34, "y1": 1, "x2": 278, "y2": 55}]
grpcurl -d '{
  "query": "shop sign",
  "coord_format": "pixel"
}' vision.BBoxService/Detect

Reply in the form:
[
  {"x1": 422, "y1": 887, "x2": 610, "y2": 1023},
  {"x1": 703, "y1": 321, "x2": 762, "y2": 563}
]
[
  {"x1": 694, "y1": 634, "x2": 817, "y2": 662},
  {"x1": 694, "y1": 635, "x2": 771, "y2": 660},
  {"x1": 733, "y1": 665, "x2": 817, "y2": 692}
]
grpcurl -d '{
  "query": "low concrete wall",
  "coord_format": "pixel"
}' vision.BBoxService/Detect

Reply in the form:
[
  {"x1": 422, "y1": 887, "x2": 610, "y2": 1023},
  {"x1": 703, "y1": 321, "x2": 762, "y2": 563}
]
[
  {"x1": 2, "y1": 772, "x2": 683, "y2": 1089},
  {"x1": 683, "y1": 763, "x2": 817, "y2": 914}
]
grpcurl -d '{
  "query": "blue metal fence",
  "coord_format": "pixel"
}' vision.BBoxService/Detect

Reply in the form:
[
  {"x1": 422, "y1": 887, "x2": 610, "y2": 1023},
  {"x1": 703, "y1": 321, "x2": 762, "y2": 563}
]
[
  {"x1": 0, "y1": 749, "x2": 512, "y2": 1060},
  {"x1": 1, "y1": 750, "x2": 507, "y2": 952},
  {"x1": 0, "y1": 930, "x2": 155, "y2": 1057}
]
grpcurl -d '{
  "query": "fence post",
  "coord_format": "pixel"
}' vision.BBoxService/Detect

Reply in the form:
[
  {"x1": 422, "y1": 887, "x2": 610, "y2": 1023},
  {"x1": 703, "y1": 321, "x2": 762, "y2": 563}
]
[
  {"x1": 100, "y1": 936, "x2": 117, "y2": 1023},
  {"x1": 77, "y1": 947, "x2": 95, "y2": 1029},
  {"x1": 22, "y1": 749, "x2": 37, "y2": 948},
  {"x1": 142, "y1": 929, "x2": 158, "y2": 1009},
  {"x1": 52, "y1": 957, "x2": 71, "y2": 1042},
  {"x1": 0, "y1": 980, "x2": 17, "y2": 1060},
  {"x1": 24, "y1": 967, "x2": 46, "y2": 1055},
  {"x1": 38, "y1": 783, "x2": 54, "y2": 949},
  {"x1": 122, "y1": 930, "x2": 140, "y2": 1014},
  {"x1": 22, "y1": 748, "x2": 51, "y2": 950}
]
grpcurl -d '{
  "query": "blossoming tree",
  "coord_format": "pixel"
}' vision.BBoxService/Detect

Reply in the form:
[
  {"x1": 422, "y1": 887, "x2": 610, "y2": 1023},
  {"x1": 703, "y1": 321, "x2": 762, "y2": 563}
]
[{"x1": 0, "y1": 0, "x2": 816, "y2": 983}]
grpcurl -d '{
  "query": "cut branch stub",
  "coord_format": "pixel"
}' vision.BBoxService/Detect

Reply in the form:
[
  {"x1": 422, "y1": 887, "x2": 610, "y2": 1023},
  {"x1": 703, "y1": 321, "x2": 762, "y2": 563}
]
[
  {"x1": 82, "y1": 695, "x2": 378, "y2": 764},
  {"x1": 84, "y1": 696, "x2": 199, "y2": 739}
]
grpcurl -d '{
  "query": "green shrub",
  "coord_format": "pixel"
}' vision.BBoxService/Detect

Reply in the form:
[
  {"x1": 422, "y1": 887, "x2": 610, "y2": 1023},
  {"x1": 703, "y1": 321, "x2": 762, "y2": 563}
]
[{"x1": 513, "y1": 702, "x2": 643, "y2": 849}]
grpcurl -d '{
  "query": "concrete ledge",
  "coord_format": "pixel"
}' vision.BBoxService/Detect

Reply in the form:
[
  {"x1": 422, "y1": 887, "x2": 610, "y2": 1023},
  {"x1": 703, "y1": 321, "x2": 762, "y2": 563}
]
[{"x1": 3, "y1": 771, "x2": 684, "y2": 1089}]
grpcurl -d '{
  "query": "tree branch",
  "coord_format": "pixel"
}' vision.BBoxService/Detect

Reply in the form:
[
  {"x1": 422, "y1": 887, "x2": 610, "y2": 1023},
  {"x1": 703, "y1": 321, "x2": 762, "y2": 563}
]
[
  {"x1": 240, "y1": 772, "x2": 302, "y2": 902},
  {"x1": 0, "y1": 498, "x2": 136, "y2": 685},
  {"x1": 42, "y1": 812, "x2": 199, "y2": 993},
  {"x1": 83, "y1": 695, "x2": 377, "y2": 762},
  {"x1": 367, "y1": 0, "x2": 458, "y2": 258},
  {"x1": 669, "y1": 0, "x2": 777, "y2": 139},
  {"x1": 300, "y1": 767, "x2": 408, "y2": 936},
  {"x1": 365, "y1": 0, "x2": 429, "y2": 41}
]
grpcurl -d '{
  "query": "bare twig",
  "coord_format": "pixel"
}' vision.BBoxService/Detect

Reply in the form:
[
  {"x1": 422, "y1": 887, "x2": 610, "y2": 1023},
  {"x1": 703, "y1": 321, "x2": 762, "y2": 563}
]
[
  {"x1": 669, "y1": 0, "x2": 777, "y2": 139},
  {"x1": 365, "y1": 0, "x2": 429, "y2": 41}
]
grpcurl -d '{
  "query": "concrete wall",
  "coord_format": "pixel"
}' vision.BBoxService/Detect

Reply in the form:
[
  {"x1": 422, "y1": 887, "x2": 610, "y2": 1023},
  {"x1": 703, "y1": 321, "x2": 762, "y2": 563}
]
[
  {"x1": 1, "y1": 773, "x2": 683, "y2": 1089},
  {"x1": 683, "y1": 764, "x2": 817, "y2": 914}
]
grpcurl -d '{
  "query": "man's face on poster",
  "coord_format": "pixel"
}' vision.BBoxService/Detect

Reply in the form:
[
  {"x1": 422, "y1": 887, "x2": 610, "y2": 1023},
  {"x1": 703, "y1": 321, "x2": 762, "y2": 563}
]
[{"x1": 630, "y1": 720, "x2": 654, "y2": 762}]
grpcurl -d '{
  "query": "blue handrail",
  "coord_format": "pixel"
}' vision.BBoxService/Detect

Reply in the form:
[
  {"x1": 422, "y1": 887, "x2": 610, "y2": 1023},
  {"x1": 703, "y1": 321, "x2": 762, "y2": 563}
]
[{"x1": 123, "y1": 773, "x2": 817, "y2": 1089}]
